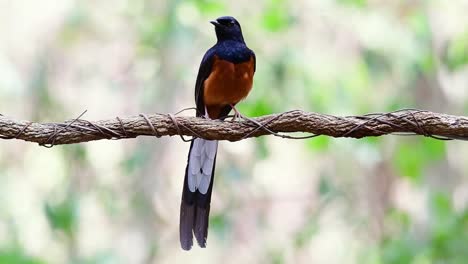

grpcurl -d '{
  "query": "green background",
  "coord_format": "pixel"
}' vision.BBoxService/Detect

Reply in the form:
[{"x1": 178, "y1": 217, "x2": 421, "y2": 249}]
[{"x1": 0, "y1": 0, "x2": 467, "y2": 263}]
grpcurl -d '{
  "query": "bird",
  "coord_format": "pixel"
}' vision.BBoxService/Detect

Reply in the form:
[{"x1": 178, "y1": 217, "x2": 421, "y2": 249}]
[{"x1": 179, "y1": 16, "x2": 256, "y2": 250}]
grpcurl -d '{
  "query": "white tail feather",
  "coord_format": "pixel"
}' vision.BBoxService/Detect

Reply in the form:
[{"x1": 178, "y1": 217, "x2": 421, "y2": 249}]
[
  {"x1": 198, "y1": 173, "x2": 211, "y2": 194},
  {"x1": 189, "y1": 155, "x2": 201, "y2": 175},
  {"x1": 192, "y1": 138, "x2": 204, "y2": 156},
  {"x1": 205, "y1": 140, "x2": 218, "y2": 159},
  {"x1": 187, "y1": 138, "x2": 218, "y2": 194}
]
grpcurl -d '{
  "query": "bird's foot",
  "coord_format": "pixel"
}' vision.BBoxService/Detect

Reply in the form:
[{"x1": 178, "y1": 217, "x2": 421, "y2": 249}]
[
  {"x1": 229, "y1": 104, "x2": 266, "y2": 129},
  {"x1": 230, "y1": 105, "x2": 246, "y2": 121}
]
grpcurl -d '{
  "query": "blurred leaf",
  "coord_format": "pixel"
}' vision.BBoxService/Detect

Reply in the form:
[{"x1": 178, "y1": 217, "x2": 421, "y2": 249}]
[
  {"x1": 67, "y1": 145, "x2": 88, "y2": 163},
  {"x1": 346, "y1": 60, "x2": 371, "y2": 92},
  {"x1": 418, "y1": 51, "x2": 435, "y2": 74},
  {"x1": 307, "y1": 80, "x2": 334, "y2": 113},
  {"x1": 192, "y1": 0, "x2": 225, "y2": 15},
  {"x1": 121, "y1": 146, "x2": 151, "y2": 174},
  {"x1": 377, "y1": 197, "x2": 468, "y2": 264},
  {"x1": 340, "y1": 60, "x2": 372, "y2": 112},
  {"x1": 0, "y1": 249, "x2": 46, "y2": 264},
  {"x1": 407, "y1": 11, "x2": 436, "y2": 75},
  {"x1": 362, "y1": 49, "x2": 391, "y2": 78},
  {"x1": 387, "y1": 208, "x2": 412, "y2": 230},
  {"x1": 393, "y1": 138, "x2": 446, "y2": 182},
  {"x1": 136, "y1": 1, "x2": 179, "y2": 52},
  {"x1": 210, "y1": 213, "x2": 230, "y2": 241},
  {"x1": 336, "y1": 0, "x2": 367, "y2": 8},
  {"x1": 407, "y1": 10, "x2": 431, "y2": 41},
  {"x1": 98, "y1": 188, "x2": 120, "y2": 216},
  {"x1": 385, "y1": 101, "x2": 412, "y2": 113},
  {"x1": 272, "y1": 55, "x2": 288, "y2": 87},
  {"x1": 421, "y1": 138, "x2": 446, "y2": 161},
  {"x1": 363, "y1": 136, "x2": 380, "y2": 147},
  {"x1": 29, "y1": 53, "x2": 60, "y2": 119},
  {"x1": 428, "y1": 193, "x2": 468, "y2": 262},
  {"x1": 262, "y1": 0, "x2": 292, "y2": 32},
  {"x1": 318, "y1": 175, "x2": 334, "y2": 196},
  {"x1": 138, "y1": 17, "x2": 170, "y2": 49},
  {"x1": 268, "y1": 248, "x2": 285, "y2": 264},
  {"x1": 295, "y1": 219, "x2": 319, "y2": 248},
  {"x1": 430, "y1": 193, "x2": 453, "y2": 243},
  {"x1": 394, "y1": 143, "x2": 424, "y2": 182},
  {"x1": 307, "y1": 136, "x2": 330, "y2": 152},
  {"x1": 44, "y1": 196, "x2": 78, "y2": 237},
  {"x1": 412, "y1": 253, "x2": 432, "y2": 264},
  {"x1": 358, "y1": 246, "x2": 381, "y2": 264},
  {"x1": 238, "y1": 97, "x2": 273, "y2": 117},
  {"x1": 381, "y1": 236, "x2": 416, "y2": 264},
  {"x1": 443, "y1": 32, "x2": 468, "y2": 71},
  {"x1": 381, "y1": 208, "x2": 418, "y2": 264}
]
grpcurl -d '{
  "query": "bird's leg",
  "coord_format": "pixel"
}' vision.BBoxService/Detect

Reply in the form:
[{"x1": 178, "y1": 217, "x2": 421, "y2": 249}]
[
  {"x1": 229, "y1": 104, "x2": 268, "y2": 131},
  {"x1": 230, "y1": 104, "x2": 243, "y2": 121}
]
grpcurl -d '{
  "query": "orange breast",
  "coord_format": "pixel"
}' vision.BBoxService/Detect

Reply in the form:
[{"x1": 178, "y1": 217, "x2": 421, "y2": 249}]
[{"x1": 203, "y1": 55, "x2": 255, "y2": 118}]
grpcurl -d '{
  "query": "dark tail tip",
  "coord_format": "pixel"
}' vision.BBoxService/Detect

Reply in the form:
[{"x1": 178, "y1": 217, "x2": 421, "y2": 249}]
[
  {"x1": 180, "y1": 202, "x2": 195, "y2": 250},
  {"x1": 194, "y1": 206, "x2": 210, "y2": 248}
]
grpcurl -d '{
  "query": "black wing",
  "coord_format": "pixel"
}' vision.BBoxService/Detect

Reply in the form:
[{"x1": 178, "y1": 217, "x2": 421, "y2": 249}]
[
  {"x1": 251, "y1": 48, "x2": 256, "y2": 73},
  {"x1": 194, "y1": 46, "x2": 256, "y2": 119},
  {"x1": 194, "y1": 48, "x2": 217, "y2": 117}
]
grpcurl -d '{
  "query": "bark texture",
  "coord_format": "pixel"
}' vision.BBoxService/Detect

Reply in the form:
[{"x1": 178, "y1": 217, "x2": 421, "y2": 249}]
[{"x1": 0, "y1": 109, "x2": 467, "y2": 146}]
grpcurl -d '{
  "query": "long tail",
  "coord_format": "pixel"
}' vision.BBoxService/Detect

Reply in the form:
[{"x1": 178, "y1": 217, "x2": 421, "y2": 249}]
[{"x1": 180, "y1": 138, "x2": 218, "y2": 250}]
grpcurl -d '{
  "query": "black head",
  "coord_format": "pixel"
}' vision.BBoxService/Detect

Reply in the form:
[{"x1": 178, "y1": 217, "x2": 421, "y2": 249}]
[{"x1": 210, "y1": 16, "x2": 244, "y2": 43}]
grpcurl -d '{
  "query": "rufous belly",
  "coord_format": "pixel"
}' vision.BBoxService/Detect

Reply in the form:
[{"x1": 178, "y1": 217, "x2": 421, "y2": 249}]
[{"x1": 203, "y1": 55, "x2": 255, "y2": 118}]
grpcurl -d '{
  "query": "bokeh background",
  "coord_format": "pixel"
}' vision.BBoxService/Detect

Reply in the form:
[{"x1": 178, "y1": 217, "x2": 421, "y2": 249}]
[{"x1": 1, "y1": 0, "x2": 468, "y2": 263}]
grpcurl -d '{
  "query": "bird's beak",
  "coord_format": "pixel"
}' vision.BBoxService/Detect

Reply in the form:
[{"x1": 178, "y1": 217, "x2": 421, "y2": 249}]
[{"x1": 210, "y1": 20, "x2": 220, "y2": 27}]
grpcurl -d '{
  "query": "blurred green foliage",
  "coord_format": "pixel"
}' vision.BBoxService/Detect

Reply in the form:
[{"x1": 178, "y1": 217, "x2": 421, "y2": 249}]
[
  {"x1": 375, "y1": 193, "x2": 468, "y2": 264},
  {"x1": 0, "y1": 0, "x2": 467, "y2": 263},
  {"x1": 192, "y1": 0, "x2": 225, "y2": 15},
  {"x1": 393, "y1": 138, "x2": 446, "y2": 182},
  {"x1": 262, "y1": 0, "x2": 293, "y2": 32},
  {"x1": 337, "y1": 0, "x2": 367, "y2": 8},
  {"x1": 444, "y1": 31, "x2": 468, "y2": 71},
  {"x1": 44, "y1": 196, "x2": 78, "y2": 238},
  {"x1": 0, "y1": 250, "x2": 45, "y2": 264}
]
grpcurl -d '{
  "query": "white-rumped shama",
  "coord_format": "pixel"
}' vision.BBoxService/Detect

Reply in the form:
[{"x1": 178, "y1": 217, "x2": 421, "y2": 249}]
[{"x1": 180, "y1": 16, "x2": 256, "y2": 250}]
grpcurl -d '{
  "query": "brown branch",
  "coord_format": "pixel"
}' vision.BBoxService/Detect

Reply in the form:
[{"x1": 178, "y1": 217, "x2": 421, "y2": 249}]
[{"x1": 0, "y1": 109, "x2": 467, "y2": 146}]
